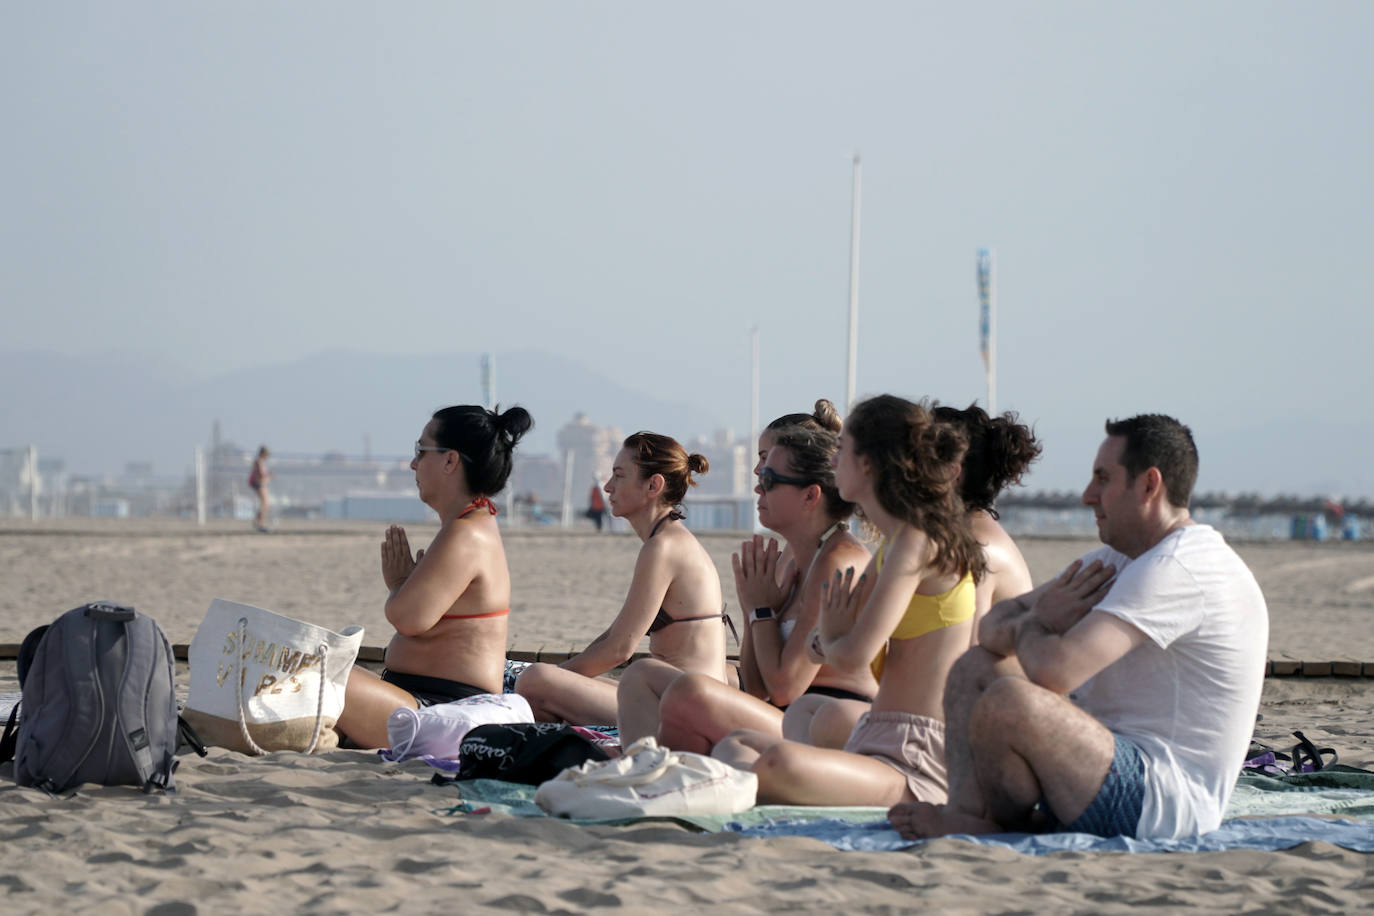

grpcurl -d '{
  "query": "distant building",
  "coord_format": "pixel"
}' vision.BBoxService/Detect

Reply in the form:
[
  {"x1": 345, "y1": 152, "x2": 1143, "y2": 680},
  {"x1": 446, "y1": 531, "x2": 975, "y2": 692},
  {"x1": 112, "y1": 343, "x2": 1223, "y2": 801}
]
[
  {"x1": 685, "y1": 429, "x2": 751, "y2": 497},
  {"x1": 555, "y1": 413, "x2": 622, "y2": 507}
]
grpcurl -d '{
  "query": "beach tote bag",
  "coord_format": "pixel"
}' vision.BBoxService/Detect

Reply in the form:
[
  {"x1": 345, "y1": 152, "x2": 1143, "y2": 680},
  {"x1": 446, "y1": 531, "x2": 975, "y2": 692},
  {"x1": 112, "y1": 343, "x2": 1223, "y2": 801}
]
[
  {"x1": 534, "y1": 736, "x2": 758, "y2": 819},
  {"x1": 182, "y1": 598, "x2": 363, "y2": 755}
]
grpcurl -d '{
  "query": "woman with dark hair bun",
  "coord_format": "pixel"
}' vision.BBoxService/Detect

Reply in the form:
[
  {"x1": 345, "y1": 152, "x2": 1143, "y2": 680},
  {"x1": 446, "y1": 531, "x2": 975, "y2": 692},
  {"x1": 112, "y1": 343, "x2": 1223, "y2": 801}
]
[
  {"x1": 515, "y1": 431, "x2": 728, "y2": 728},
  {"x1": 933, "y1": 403, "x2": 1041, "y2": 643},
  {"x1": 335, "y1": 404, "x2": 532, "y2": 749},
  {"x1": 713, "y1": 395, "x2": 983, "y2": 807}
]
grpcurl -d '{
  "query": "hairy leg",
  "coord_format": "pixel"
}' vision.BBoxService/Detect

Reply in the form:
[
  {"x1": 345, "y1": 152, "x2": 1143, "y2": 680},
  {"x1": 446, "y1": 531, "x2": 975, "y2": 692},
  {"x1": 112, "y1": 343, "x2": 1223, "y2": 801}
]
[
  {"x1": 971, "y1": 676, "x2": 1117, "y2": 828},
  {"x1": 890, "y1": 674, "x2": 1117, "y2": 839},
  {"x1": 513, "y1": 662, "x2": 619, "y2": 725},
  {"x1": 616, "y1": 658, "x2": 684, "y2": 745},
  {"x1": 336, "y1": 665, "x2": 418, "y2": 749},
  {"x1": 887, "y1": 648, "x2": 1027, "y2": 839},
  {"x1": 658, "y1": 674, "x2": 784, "y2": 754},
  {"x1": 753, "y1": 740, "x2": 913, "y2": 806},
  {"x1": 942, "y1": 647, "x2": 1028, "y2": 816}
]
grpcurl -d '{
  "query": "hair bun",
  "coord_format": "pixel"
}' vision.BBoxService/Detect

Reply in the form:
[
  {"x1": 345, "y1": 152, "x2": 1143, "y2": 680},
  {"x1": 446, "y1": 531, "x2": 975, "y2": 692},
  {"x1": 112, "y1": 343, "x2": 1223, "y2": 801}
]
[
  {"x1": 686, "y1": 453, "x2": 710, "y2": 477},
  {"x1": 812, "y1": 399, "x2": 842, "y2": 433},
  {"x1": 497, "y1": 405, "x2": 533, "y2": 443}
]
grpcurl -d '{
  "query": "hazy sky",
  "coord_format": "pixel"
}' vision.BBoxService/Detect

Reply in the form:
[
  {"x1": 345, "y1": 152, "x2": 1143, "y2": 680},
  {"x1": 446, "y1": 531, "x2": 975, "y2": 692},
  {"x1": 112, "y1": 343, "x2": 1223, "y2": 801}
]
[{"x1": 4, "y1": 2, "x2": 1372, "y2": 497}]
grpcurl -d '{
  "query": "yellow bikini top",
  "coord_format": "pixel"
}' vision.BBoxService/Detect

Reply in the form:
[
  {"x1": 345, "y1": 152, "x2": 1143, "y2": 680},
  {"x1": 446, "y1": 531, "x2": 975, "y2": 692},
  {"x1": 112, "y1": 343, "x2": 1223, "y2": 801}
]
[{"x1": 869, "y1": 537, "x2": 975, "y2": 682}]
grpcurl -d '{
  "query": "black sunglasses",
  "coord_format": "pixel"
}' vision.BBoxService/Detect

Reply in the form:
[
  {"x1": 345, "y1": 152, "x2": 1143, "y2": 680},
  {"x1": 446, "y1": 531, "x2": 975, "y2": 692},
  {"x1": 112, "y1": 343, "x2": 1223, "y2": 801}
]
[{"x1": 758, "y1": 467, "x2": 814, "y2": 492}]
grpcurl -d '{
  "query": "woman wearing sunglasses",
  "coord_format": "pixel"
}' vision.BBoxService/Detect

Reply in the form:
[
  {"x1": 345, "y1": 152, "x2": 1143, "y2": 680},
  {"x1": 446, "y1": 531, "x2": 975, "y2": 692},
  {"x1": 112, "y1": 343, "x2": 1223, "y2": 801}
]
[
  {"x1": 335, "y1": 404, "x2": 532, "y2": 749},
  {"x1": 515, "y1": 431, "x2": 728, "y2": 728},
  {"x1": 623, "y1": 424, "x2": 876, "y2": 748},
  {"x1": 713, "y1": 395, "x2": 984, "y2": 807}
]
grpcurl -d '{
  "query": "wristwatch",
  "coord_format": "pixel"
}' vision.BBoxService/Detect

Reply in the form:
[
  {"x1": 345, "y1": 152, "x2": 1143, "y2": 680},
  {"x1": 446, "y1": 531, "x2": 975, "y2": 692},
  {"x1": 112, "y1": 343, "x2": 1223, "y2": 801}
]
[{"x1": 749, "y1": 607, "x2": 775, "y2": 625}]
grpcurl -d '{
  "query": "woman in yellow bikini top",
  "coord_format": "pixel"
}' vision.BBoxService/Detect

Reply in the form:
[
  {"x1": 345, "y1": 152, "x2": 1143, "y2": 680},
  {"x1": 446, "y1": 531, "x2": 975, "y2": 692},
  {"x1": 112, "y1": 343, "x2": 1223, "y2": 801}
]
[
  {"x1": 868, "y1": 537, "x2": 975, "y2": 681},
  {"x1": 712, "y1": 394, "x2": 988, "y2": 809}
]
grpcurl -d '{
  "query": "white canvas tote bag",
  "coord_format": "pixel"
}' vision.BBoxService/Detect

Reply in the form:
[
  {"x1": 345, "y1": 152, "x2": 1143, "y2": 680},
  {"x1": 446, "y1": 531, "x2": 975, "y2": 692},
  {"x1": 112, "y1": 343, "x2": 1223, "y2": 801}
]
[
  {"x1": 183, "y1": 598, "x2": 363, "y2": 755},
  {"x1": 534, "y1": 736, "x2": 758, "y2": 818}
]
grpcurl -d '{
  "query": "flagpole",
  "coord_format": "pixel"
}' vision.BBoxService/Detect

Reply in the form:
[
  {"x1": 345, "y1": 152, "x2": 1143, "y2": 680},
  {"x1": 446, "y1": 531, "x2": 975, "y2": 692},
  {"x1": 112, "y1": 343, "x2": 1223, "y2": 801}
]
[
  {"x1": 749, "y1": 323, "x2": 759, "y2": 461},
  {"x1": 977, "y1": 249, "x2": 997, "y2": 415},
  {"x1": 845, "y1": 153, "x2": 862, "y2": 411}
]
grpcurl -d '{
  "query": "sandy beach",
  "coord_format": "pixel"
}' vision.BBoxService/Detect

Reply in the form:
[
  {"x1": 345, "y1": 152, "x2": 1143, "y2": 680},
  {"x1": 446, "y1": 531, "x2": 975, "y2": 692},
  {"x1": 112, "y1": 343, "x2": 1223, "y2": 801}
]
[{"x1": 2, "y1": 519, "x2": 1372, "y2": 912}]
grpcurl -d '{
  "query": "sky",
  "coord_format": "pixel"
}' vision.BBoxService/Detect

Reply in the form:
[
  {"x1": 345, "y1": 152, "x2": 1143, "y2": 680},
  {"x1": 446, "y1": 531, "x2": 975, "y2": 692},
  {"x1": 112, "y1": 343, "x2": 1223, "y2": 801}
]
[{"x1": 3, "y1": 2, "x2": 1372, "y2": 498}]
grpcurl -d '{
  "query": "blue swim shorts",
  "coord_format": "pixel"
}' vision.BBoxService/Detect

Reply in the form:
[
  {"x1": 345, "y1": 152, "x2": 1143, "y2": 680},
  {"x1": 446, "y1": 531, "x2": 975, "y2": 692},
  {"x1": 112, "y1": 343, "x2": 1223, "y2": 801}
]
[{"x1": 1041, "y1": 733, "x2": 1145, "y2": 837}]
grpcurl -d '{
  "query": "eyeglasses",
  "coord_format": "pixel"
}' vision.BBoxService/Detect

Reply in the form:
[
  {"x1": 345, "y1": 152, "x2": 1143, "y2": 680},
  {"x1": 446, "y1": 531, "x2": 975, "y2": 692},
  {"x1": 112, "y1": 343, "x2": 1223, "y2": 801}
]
[
  {"x1": 414, "y1": 442, "x2": 453, "y2": 461},
  {"x1": 758, "y1": 467, "x2": 814, "y2": 492}
]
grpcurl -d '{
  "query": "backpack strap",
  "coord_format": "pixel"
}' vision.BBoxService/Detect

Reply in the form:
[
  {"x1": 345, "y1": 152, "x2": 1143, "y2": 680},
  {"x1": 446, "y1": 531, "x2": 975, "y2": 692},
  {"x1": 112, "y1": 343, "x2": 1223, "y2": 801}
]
[
  {"x1": 179, "y1": 715, "x2": 209, "y2": 758},
  {"x1": 0, "y1": 703, "x2": 19, "y2": 765},
  {"x1": 108, "y1": 610, "x2": 165, "y2": 791}
]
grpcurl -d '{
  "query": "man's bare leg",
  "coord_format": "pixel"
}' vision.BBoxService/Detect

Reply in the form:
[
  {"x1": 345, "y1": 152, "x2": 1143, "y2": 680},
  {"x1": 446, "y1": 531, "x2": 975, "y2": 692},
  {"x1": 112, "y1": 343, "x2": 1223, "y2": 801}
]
[
  {"x1": 892, "y1": 674, "x2": 1118, "y2": 838},
  {"x1": 889, "y1": 648, "x2": 1024, "y2": 837}
]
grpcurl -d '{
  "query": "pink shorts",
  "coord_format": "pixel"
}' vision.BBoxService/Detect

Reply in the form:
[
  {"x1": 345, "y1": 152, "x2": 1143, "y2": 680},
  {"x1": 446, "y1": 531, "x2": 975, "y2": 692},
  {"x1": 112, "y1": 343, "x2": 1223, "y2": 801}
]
[{"x1": 843, "y1": 710, "x2": 948, "y2": 803}]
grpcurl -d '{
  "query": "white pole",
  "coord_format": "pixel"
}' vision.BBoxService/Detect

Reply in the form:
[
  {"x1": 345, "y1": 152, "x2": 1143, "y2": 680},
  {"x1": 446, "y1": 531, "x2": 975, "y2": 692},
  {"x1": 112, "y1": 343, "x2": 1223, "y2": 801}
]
[
  {"x1": 988, "y1": 254, "x2": 997, "y2": 416},
  {"x1": 749, "y1": 324, "x2": 759, "y2": 465},
  {"x1": 481, "y1": 353, "x2": 495, "y2": 410},
  {"x1": 560, "y1": 448, "x2": 575, "y2": 528},
  {"x1": 845, "y1": 153, "x2": 862, "y2": 410},
  {"x1": 27, "y1": 445, "x2": 38, "y2": 521},
  {"x1": 195, "y1": 447, "x2": 207, "y2": 526}
]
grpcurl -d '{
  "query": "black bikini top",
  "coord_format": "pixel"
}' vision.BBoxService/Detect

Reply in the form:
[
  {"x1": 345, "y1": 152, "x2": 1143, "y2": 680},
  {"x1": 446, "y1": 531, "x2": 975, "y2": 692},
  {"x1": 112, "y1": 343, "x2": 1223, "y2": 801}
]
[{"x1": 642, "y1": 508, "x2": 738, "y2": 644}]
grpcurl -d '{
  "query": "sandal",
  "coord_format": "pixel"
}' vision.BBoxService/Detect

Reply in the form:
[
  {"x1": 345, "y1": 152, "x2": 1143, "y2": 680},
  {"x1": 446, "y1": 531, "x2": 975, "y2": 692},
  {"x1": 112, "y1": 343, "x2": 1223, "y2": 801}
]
[
  {"x1": 1242, "y1": 740, "x2": 1293, "y2": 777},
  {"x1": 1290, "y1": 731, "x2": 1338, "y2": 773}
]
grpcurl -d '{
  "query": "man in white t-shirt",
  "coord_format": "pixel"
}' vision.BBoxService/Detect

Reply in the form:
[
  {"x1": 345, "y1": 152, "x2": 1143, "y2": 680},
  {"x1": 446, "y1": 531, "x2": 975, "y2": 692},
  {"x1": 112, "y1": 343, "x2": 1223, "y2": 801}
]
[{"x1": 890, "y1": 414, "x2": 1268, "y2": 840}]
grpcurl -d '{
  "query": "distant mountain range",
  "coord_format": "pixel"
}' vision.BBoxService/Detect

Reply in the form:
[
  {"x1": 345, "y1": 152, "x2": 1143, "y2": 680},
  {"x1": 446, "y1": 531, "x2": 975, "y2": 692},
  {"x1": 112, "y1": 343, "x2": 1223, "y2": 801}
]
[{"x1": 0, "y1": 348, "x2": 725, "y2": 477}]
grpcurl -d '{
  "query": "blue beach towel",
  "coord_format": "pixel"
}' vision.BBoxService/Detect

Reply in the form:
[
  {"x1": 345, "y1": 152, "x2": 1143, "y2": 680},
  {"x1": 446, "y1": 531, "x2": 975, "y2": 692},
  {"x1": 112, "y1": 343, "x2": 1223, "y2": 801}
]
[{"x1": 437, "y1": 767, "x2": 1374, "y2": 855}]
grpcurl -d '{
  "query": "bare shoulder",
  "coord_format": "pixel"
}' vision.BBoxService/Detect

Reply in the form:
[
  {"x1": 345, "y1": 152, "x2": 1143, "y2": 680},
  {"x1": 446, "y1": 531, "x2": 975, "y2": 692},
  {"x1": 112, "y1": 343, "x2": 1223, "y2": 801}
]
[
  {"x1": 430, "y1": 516, "x2": 500, "y2": 559},
  {"x1": 813, "y1": 533, "x2": 872, "y2": 581},
  {"x1": 886, "y1": 524, "x2": 936, "y2": 569},
  {"x1": 968, "y1": 512, "x2": 1032, "y2": 600},
  {"x1": 969, "y1": 512, "x2": 1027, "y2": 571}
]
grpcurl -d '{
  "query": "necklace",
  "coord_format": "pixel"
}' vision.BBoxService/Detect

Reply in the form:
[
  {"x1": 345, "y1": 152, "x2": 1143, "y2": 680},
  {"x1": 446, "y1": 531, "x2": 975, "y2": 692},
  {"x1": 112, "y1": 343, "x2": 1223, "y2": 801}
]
[{"x1": 817, "y1": 520, "x2": 847, "y2": 549}]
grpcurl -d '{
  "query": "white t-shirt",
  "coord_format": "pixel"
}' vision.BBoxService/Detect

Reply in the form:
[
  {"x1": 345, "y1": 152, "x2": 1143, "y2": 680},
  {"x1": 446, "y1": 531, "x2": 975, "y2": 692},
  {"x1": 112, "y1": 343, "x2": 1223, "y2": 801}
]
[{"x1": 1069, "y1": 524, "x2": 1268, "y2": 839}]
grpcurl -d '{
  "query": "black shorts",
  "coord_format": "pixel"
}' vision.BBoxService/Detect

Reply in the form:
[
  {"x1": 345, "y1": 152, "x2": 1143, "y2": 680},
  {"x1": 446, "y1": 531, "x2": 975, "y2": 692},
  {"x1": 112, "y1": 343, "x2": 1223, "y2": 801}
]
[{"x1": 381, "y1": 669, "x2": 489, "y2": 707}]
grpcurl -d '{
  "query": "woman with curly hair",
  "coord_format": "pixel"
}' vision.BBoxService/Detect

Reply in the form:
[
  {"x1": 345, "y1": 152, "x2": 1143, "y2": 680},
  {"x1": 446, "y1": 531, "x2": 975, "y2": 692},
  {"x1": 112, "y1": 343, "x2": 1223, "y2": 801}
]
[{"x1": 785, "y1": 402, "x2": 1043, "y2": 749}]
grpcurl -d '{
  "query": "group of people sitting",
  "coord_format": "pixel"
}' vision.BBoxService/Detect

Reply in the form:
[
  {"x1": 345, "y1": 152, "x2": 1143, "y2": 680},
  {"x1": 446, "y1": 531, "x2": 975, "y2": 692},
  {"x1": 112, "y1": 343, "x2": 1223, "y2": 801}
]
[{"x1": 334, "y1": 396, "x2": 1268, "y2": 841}]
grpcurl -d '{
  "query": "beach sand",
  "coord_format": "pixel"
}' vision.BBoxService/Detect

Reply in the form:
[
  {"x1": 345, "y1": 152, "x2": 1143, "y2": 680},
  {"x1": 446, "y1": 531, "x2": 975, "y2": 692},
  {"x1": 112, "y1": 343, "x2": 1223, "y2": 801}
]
[{"x1": 1, "y1": 519, "x2": 1371, "y2": 912}]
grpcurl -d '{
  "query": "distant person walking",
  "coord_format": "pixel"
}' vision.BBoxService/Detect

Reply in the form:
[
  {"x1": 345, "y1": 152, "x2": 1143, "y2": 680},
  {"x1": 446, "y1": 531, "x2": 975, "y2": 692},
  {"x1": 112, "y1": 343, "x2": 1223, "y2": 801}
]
[
  {"x1": 587, "y1": 481, "x2": 607, "y2": 531},
  {"x1": 249, "y1": 446, "x2": 272, "y2": 532}
]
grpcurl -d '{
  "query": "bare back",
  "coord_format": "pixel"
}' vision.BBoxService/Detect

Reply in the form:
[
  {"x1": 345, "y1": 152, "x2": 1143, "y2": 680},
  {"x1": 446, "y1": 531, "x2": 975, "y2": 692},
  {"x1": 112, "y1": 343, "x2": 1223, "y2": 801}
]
[
  {"x1": 642, "y1": 522, "x2": 728, "y2": 679},
  {"x1": 967, "y1": 509, "x2": 1033, "y2": 647}
]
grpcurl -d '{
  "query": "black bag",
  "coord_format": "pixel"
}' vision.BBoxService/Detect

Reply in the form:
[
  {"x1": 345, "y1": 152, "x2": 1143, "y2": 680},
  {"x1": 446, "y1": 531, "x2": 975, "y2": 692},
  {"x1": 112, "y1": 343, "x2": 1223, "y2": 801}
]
[
  {"x1": 1, "y1": 602, "x2": 201, "y2": 793},
  {"x1": 456, "y1": 722, "x2": 611, "y2": 785}
]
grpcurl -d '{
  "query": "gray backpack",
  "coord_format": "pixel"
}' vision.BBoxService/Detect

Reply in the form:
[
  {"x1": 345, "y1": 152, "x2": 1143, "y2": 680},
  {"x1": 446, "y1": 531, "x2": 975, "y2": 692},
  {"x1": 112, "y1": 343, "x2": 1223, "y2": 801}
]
[{"x1": 3, "y1": 602, "x2": 184, "y2": 793}]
